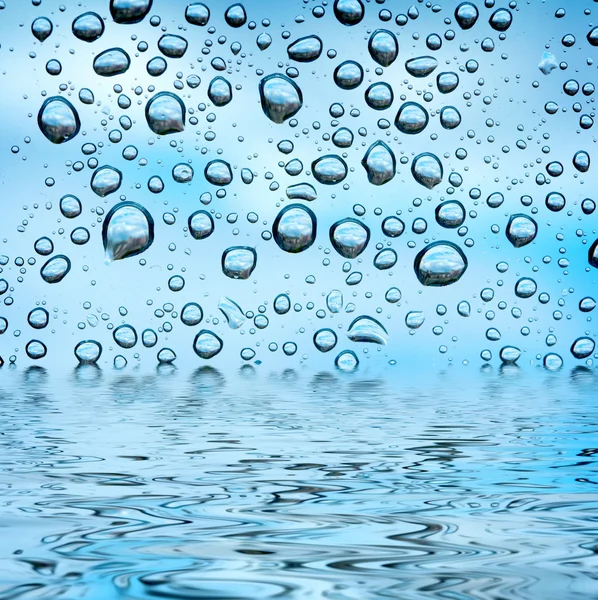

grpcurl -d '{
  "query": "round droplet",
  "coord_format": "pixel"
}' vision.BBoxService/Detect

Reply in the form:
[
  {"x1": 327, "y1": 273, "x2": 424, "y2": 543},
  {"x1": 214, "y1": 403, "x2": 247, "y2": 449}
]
[
  {"x1": 75, "y1": 340, "x2": 102, "y2": 364},
  {"x1": 543, "y1": 353, "x2": 563, "y2": 371},
  {"x1": 364, "y1": 82, "x2": 394, "y2": 110},
  {"x1": 114, "y1": 324, "x2": 137, "y2": 349},
  {"x1": 406, "y1": 311, "x2": 425, "y2": 329},
  {"x1": 147, "y1": 56, "x2": 167, "y2": 76},
  {"x1": 173, "y1": 163, "x2": 194, "y2": 183},
  {"x1": 439, "y1": 106, "x2": 461, "y2": 129},
  {"x1": 412, "y1": 153, "x2": 442, "y2": 188},
  {"x1": 395, "y1": 102, "x2": 428, "y2": 134},
  {"x1": 35, "y1": 237, "x2": 54, "y2": 256},
  {"x1": 571, "y1": 337, "x2": 595, "y2": 359},
  {"x1": 326, "y1": 289, "x2": 343, "y2": 313},
  {"x1": 72, "y1": 12, "x2": 104, "y2": 42},
  {"x1": 71, "y1": 227, "x2": 90, "y2": 245},
  {"x1": 588, "y1": 239, "x2": 598, "y2": 269},
  {"x1": 181, "y1": 302, "x2": 203, "y2": 326},
  {"x1": 335, "y1": 350, "x2": 359, "y2": 371},
  {"x1": 374, "y1": 248, "x2": 397, "y2": 270},
  {"x1": 79, "y1": 88, "x2": 94, "y2": 104},
  {"x1": 588, "y1": 27, "x2": 598, "y2": 47},
  {"x1": 405, "y1": 56, "x2": 438, "y2": 78},
  {"x1": 28, "y1": 308, "x2": 49, "y2": 329},
  {"x1": 580, "y1": 297, "x2": 596, "y2": 313},
  {"x1": 157, "y1": 348, "x2": 176, "y2": 364},
  {"x1": 91, "y1": 165, "x2": 122, "y2": 197},
  {"x1": 110, "y1": 0, "x2": 153, "y2": 24},
  {"x1": 158, "y1": 34, "x2": 188, "y2": 58},
  {"x1": 208, "y1": 77, "x2": 232, "y2": 107},
  {"x1": 314, "y1": 329, "x2": 337, "y2": 353},
  {"x1": 500, "y1": 346, "x2": 521, "y2": 364},
  {"x1": 93, "y1": 48, "x2": 131, "y2": 76},
  {"x1": 259, "y1": 74, "x2": 303, "y2": 124},
  {"x1": 436, "y1": 201, "x2": 465, "y2": 228},
  {"x1": 272, "y1": 204, "x2": 317, "y2": 253},
  {"x1": 32, "y1": 16, "x2": 53, "y2": 42},
  {"x1": 515, "y1": 277, "x2": 537, "y2": 299},
  {"x1": 545, "y1": 192, "x2": 565, "y2": 212},
  {"x1": 382, "y1": 216, "x2": 404, "y2": 237},
  {"x1": 146, "y1": 92, "x2": 185, "y2": 135},
  {"x1": 347, "y1": 316, "x2": 388, "y2": 344},
  {"x1": 414, "y1": 242, "x2": 467, "y2": 286},
  {"x1": 287, "y1": 35, "x2": 322, "y2": 62},
  {"x1": 38, "y1": 97, "x2": 80, "y2": 144},
  {"x1": 205, "y1": 160, "x2": 232, "y2": 186},
  {"x1": 224, "y1": 3, "x2": 246, "y2": 28},
  {"x1": 312, "y1": 155, "x2": 348, "y2": 185},
  {"x1": 241, "y1": 348, "x2": 256, "y2": 361},
  {"x1": 506, "y1": 214, "x2": 537, "y2": 248},
  {"x1": 437, "y1": 72, "x2": 459, "y2": 94},
  {"x1": 385, "y1": 287, "x2": 401, "y2": 303},
  {"x1": 333, "y1": 0, "x2": 364, "y2": 26},
  {"x1": 489, "y1": 8, "x2": 512, "y2": 31},
  {"x1": 186, "y1": 3, "x2": 210, "y2": 26},
  {"x1": 41, "y1": 255, "x2": 71, "y2": 284},
  {"x1": 102, "y1": 201, "x2": 154, "y2": 261},
  {"x1": 189, "y1": 210, "x2": 214, "y2": 239},
  {"x1": 274, "y1": 293, "x2": 291, "y2": 314},
  {"x1": 193, "y1": 330, "x2": 223, "y2": 359},
  {"x1": 142, "y1": 329, "x2": 158, "y2": 348},
  {"x1": 222, "y1": 247, "x2": 256, "y2": 279},
  {"x1": 59, "y1": 194, "x2": 82, "y2": 219},
  {"x1": 573, "y1": 151, "x2": 590, "y2": 173},
  {"x1": 487, "y1": 192, "x2": 504, "y2": 208},
  {"x1": 26, "y1": 340, "x2": 47, "y2": 360},
  {"x1": 333, "y1": 60, "x2": 364, "y2": 89},
  {"x1": 330, "y1": 218, "x2": 370, "y2": 258},
  {"x1": 362, "y1": 141, "x2": 395, "y2": 185},
  {"x1": 454, "y1": 2, "x2": 478, "y2": 29},
  {"x1": 368, "y1": 29, "x2": 398, "y2": 67}
]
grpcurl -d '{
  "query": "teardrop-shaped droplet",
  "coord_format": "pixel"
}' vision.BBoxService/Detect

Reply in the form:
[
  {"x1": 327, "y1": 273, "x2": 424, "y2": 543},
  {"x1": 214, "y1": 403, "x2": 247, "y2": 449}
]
[
  {"x1": 102, "y1": 201, "x2": 154, "y2": 261},
  {"x1": 146, "y1": 92, "x2": 185, "y2": 135},
  {"x1": 330, "y1": 218, "x2": 370, "y2": 258},
  {"x1": 287, "y1": 35, "x2": 322, "y2": 62},
  {"x1": 333, "y1": 60, "x2": 364, "y2": 89},
  {"x1": 93, "y1": 48, "x2": 131, "y2": 76},
  {"x1": 347, "y1": 316, "x2": 388, "y2": 345},
  {"x1": 326, "y1": 289, "x2": 343, "y2": 313},
  {"x1": 185, "y1": 3, "x2": 210, "y2": 26},
  {"x1": 114, "y1": 324, "x2": 137, "y2": 348},
  {"x1": 224, "y1": 3, "x2": 247, "y2": 28},
  {"x1": 110, "y1": 0, "x2": 153, "y2": 24},
  {"x1": 256, "y1": 32, "x2": 272, "y2": 51},
  {"x1": 208, "y1": 76, "x2": 232, "y2": 107},
  {"x1": 335, "y1": 350, "x2": 359, "y2": 371},
  {"x1": 395, "y1": 102, "x2": 428, "y2": 134},
  {"x1": 439, "y1": 105, "x2": 461, "y2": 129},
  {"x1": 40, "y1": 255, "x2": 71, "y2": 284},
  {"x1": 72, "y1": 12, "x2": 104, "y2": 42},
  {"x1": 158, "y1": 34, "x2": 188, "y2": 58},
  {"x1": 406, "y1": 311, "x2": 425, "y2": 329},
  {"x1": 573, "y1": 150, "x2": 590, "y2": 173},
  {"x1": 259, "y1": 74, "x2": 303, "y2": 124},
  {"x1": 414, "y1": 242, "x2": 468, "y2": 286},
  {"x1": 28, "y1": 307, "x2": 49, "y2": 329},
  {"x1": 506, "y1": 214, "x2": 537, "y2": 248},
  {"x1": 188, "y1": 210, "x2": 214, "y2": 239},
  {"x1": 193, "y1": 330, "x2": 223, "y2": 359},
  {"x1": 364, "y1": 82, "x2": 394, "y2": 110},
  {"x1": 75, "y1": 340, "x2": 102, "y2": 364},
  {"x1": 412, "y1": 153, "x2": 443, "y2": 188},
  {"x1": 489, "y1": 8, "x2": 512, "y2": 31},
  {"x1": 219, "y1": 296, "x2": 245, "y2": 329},
  {"x1": 454, "y1": 2, "x2": 478, "y2": 29},
  {"x1": 312, "y1": 155, "x2": 348, "y2": 185},
  {"x1": 314, "y1": 329, "x2": 337, "y2": 353},
  {"x1": 91, "y1": 165, "x2": 122, "y2": 197},
  {"x1": 32, "y1": 16, "x2": 53, "y2": 42},
  {"x1": 368, "y1": 29, "x2": 398, "y2": 67},
  {"x1": 405, "y1": 56, "x2": 438, "y2": 78},
  {"x1": 436, "y1": 200, "x2": 465, "y2": 228},
  {"x1": 38, "y1": 97, "x2": 80, "y2": 144},
  {"x1": 286, "y1": 182, "x2": 317, "y2": 201},
  {"x1": 571, "y1": 337, "x2": 595, "y2": 359},
  {"x1": 272, "y1": 204, "x2": 317, "y2": 253},
  {"x1": 205, "y1": 159, "x2": 232, "y2": 185},
  {"x1": 333, "y1": 0, "x2": 364, "y2": 26},
  {"x1": 222, "y1": 247, "x2": 256, "y2": 279},
  {"x1": 362, "y1": 141, "x2": 395, "y2": 185}
]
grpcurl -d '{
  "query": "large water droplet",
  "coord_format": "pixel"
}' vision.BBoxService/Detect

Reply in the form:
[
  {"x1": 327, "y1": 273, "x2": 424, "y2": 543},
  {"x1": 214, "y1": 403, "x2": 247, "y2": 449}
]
[
  {"x1": 436, "y1": 201, "x2": 465, "y2": 228},
  {"x1": 405, "y1": 56, "x2": 438, "y2": 78},
  {"x1": 312, "y1": 155, "x2": 348, "y2": 185},
  {"x1": 335, "y1": 350, "x2": 359, "y2": 371},
  {"x1": 333, "y1": 0, "x2": 364, "y2": 26},
  {"x1": 406, "y1": 311, "x2": 425, "y2": 329},
  {"x1": 208, "y1": 77, "x2": 232, "y2": 107},
  {"x1": 286, "y1": 182, "x2": 317, "y2": 201},
  {"x1": 314, "y1": 329, "x2": 337, "y2": 353},
  {"x1": 330, "y1": 218, "x2": 370, "y2": 258},
  {"x1": 368, "y1": 29, "x2": 398, "y2": 67},
  {"x1": 102, "y1": 201, "x2": 154, "y2": 261},
  {"x1": 72, "y1": 12, "x2": 104, "y2": 42},
  {"x1": 205, "y1": 160, "x2": 232, "y2": 185},
  {"x1": 188, "y1": 210, "x2": 214, "y2": 239},
  {"x1": 38, "y1": 97, "x2": 80, "y2": 144},
  {"x1": 287, "y1": 35, "x2": 322, "y2": 62},
  {"x1": 222, "y1": 247, "x2": 256, "y2": 279},
  {"x1": 333, "y1": 60, "x2": 364, "y2": 89},
  {"x1": 374, "y1": 248, "x2": 397, "y2": 270},
  {"x1": 110, "y1": 0, "x2": 153, "y2": 24},
  {"x1": 364, "y1": 82, "x2": 394, "y2": 110},
  {"x1": 186, "y1": 3, "x2": 210, "y2": 26},
  {"x1": 59, "y1": 194, "x2": 82, "y2": 219},
  {"x1": 146, "y1": 92, "x2": 185, "y2": 135},
  {"x1": 91, "y1": 165, "x2": 122, "y2": 197},
  {"x1": 414, "y1": 242, "x2": 468, "y2": 286},
  {"x1": 26, "y1": 340, "x2": 47, "y2": 360},
  {"x1": 181, "y1": 303, "x2": 203, "y2": 326},
  {"x1": 28, "y1": 307, "x2": 49, "y2": 329},
  {"x1": 93, "y1": 48, "x2": 131, "y2": 76},
  {"x1": 500, "y1": 346, "x2": 521, "y2": 364},
  {"x1": 439, "y1": 105, "x2": 461, "y2": 129},
  {"x1": 573, "y1": 150, "x2": 590, "y2": 173},
  {"x1": 437, "y1": 72, "x2": 459, "y2": 94},
  {"x1": 75, "y1": 340, "x2": 102, "y2": 364},
  {"x1": 158, "y1": 34, "x2": 188, "y2": 58},
  {"x1": 224, "y1": 3, "x2": 247, "y2": 28},
  {"x1": 193, "y1": 330, "x2": 223, "y2": 359},
  {"x1": 347, "y1": 316, "x2": 388, "y2": 344},
  {"x1": 272, "y1": 204, "x2": 317, "y2": 253},
  {"x1": 571, "y1": 337, "x2": 595, "y2": 359},
  {"x1": 411, "y1": 153, "x2": 442, "y2": 188},
  {"x1": 395, "y1": 102, "x2": 428, "y2": 134},
  {"x1": 259, "y1": 74, "x2": 303, "y2": 124},
  {"x1": 326, "y1": 289, "x2": 343, "y2": 313},
  {"x1": 114, "y1": 324, "x2": 137, "y2": 349},
  {"x1": 506, "y1": 214, "x2": 537, "y2": 248},
  {"x1": 32, "y1": 16, "x2": 53, "y2": 42},
  {"x1": 515, "y1": 277, "x2": 537, "y2": 299},
  {"x1": 489, "y1": 8, "x2": 512, "y2": 31},
  {"x1": 362, "y1": 141, "x2": 395, "y2": 185},
  {"x1": 589, "y1": 239, "x2": 598, "y2": 269},
  {"x1": 219, "y1": 297, "x2": 245, "y2": 329},
  {"x1": 454, "y1": 2, "x2": 478, "y2": 29},
  {"x1": 40, "y1": 255, "x2": 71, "y2": 284}
]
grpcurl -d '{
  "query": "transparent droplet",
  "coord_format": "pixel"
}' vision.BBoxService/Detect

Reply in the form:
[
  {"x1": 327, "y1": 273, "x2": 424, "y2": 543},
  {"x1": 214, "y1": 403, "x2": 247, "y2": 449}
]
[
  {"x1": 193, "y1": 330, "x2": 223, "y2": 359},
  {"x1": 40, "y1": 255, "x2": 71, "y2": 284},
  {"x1": 368, "y1": 29, "x2": 398, "y2": 67},
  {"x1": 437, "y1": 72, "x2": 459, "y2": 94},
  {"x1": 347, "y1": 316, "x2": 388, "y2": 344},
  {"x1": 286, "y1": 182, "x2": 317, "y2": 201},
  {"x1": 146, "y1": 92, "x2": 185, "y2": 135},
  {"x1": 26, "y1": 340, "x2": 47, "y2": 360},
  {"x1": 500, "y1": 346, "x2": 521, "y2": 364},
  {"x1": 489, "y1": 8, "x2": 512, "y2": 31},
  {"x1": 312, "y1": 155, "x2": 348, "y2": 185},
  {"x1": 436, "y1": 201, "x2": 465, "y2": 228},
  {"x1": 335, "y1": 350, "x2": 359, "y2": 371},
  {"x1": 114, "y1": 324, "x2": 137, "y2": 349},
  {"x1": 287, "y1": 35, "x2": 322, "y2": 62},
  {"x1": 28, "y1": 307, "x2": 49, "y2": 329},
  {"x1": 224, "y1": 3, "x2": 247, "y2": 28},
  {"x1": 274, "y1": 293, "x2": 291, "y2": 314},
  {"x1": 282, "y1": 342, "x2": 297, "y2": 356},
  {"x1": 71, "y1": 228, "x2": 90, "y2": 245},
  {"x1": 142, "y1": 329, "x2": 158, "y2": 348},
  {"x1": 72, "y1": 12, "x2": 104, "y2": 42},
  {"x1": 93, "y1": 48, "x2": 131, "y2": 76},
  {"x1": 382, "y1": 216, "x2": 404, "y2": 237},
  {"x1": 543, "y1": 353, "x2": 563, "y2": 371},
  {"x1": 91, "y1": 165, "x2": 122, "y2": 197},
  {"x1": 455, "y1": 2, "x2": 478, "y2": 29},
  {"x1": 411, "y1": 153, "x2": 442, "y2": 188},
  {"x1": 330, "y1": 218, "x2": 370, "y2": 258},
  {"x1": 506, "y1": 214, "x2": 537, "y2": 248},
  {"x1": 314, "y1": 328, "x2": 337, "y2": 352},
  {"x1": 185, "y1": 3, "x2": 210, "y2": 26},
  {"x1": 515, "y1": 277, "x2": 537, "y2": 299},
  {"x1": 74, "y1": 340, "x2": 102, "y2": 364},
  {"x1": 385, "y1": 287, "x2": 401, "y2": 303},
  {"x1": 38, "y1": 97, "x2": 80, "y2": 144},
  {"x1": 332, "y1": 127, "x2": 354, "y2": 148},
  {"x1": 439, "y1": 106, "x2": 461, "y2": 129},
  {"x1": 241, "y1": 348, "x2": 256, "y2": 361},
  {"x1": 222, "y1": 247, "x2": 257, "y2": 279},
  {"x1": 157, "y1": 348, "x2": 176, "y2": 364},
  {"x1": 395, "y1": 102, "x2": 428, "y2": 135},
  {"x1": 32, "y1": 16, "x2": 53, "y2": 42},
  {"x1": 188, "y1": 210, "x2": 214, "y2": 239},
  {"x1": 34, "y1": 237, "x2": 54, "y2": 256},
  {"x1": 60, "y1": 194, "x2": 82, "y2": 219},
  {"x1": 208, "y1": 76, "x2": 232, "y2": 107},
  {"x1": 414, "y1": 242, "x2": 467, "y2": 286},
  {"x1": 364, "y1": 82, "x2": 394, "y2": 111},
  {"x1": 110, "y1": 0, "x2": 153, "y2": 24},
  {"x1": 406, "y1": 311, "x2": 425, "y2": 329},
  {"x1": 102, "y1": 201, "x2": 154, "y2": 261},
  {"x1": 158, "y1": 34, "x2": 188, "y2": 58},
  {"x1": 272, "y1": 204, "x2": 317, "y2": 253},
  {"x1": 405, "y1": 56, "x2": 438, "y2": 78},
  {"x1": 205, "y1": 160, "x2": 232, "y2": 185},
  {"x1": 580, "y1": 297, "x2": 596, "y2": 313},
  {"x1": 181, "y1": 302, "x2": 203, "y2": 326},
  {"x1": 333, "y1": 60, "x2": 364, "y2": 89},
  {"x1": 333, "y1": 0, "x2": 364, "y2": 26},
  {"x1": 374, "y1": 248, "x2": 397, "y2": 270},
  {"x1": 571, "y1": 337, "x2": 595, "y2": 359},
  {"x1": 172, "y1": 163, "x2": 194, "y2": 183},
  {"x1": 259, "y1": 74, "x2": 303, "y2": 124},
  {"x1": 219, "y1": 296, "x2": 245, "y2": 329},
  {"x1": 573, "y1": 150, "x2": 590, "y2": 173}
]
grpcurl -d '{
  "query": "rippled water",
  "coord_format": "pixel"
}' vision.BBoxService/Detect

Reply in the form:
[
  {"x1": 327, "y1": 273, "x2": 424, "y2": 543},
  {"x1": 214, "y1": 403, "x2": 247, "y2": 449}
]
[{"x1": 1, "y1": 365, "x2": 596, "y2": 599}]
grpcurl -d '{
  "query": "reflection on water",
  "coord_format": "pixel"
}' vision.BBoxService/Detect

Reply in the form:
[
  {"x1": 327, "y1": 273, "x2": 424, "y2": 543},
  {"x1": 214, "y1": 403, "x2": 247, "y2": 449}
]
[{"x1": 0, "y1": 365, "x2": 596, "y2": 599}]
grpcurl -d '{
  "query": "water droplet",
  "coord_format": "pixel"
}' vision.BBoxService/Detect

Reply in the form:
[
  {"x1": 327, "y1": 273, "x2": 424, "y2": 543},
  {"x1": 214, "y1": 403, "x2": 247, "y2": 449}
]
[
  {"x1": 110, "y1": 0, "x2": 153, "y2": 24},
  {"x1": 79, "y1": 88, "x2": 95, "y2": 105},
  {"x1": 489, "y1": 8, "x2": 512, "y2": 31},
  {"x1": 40, "y1": 255, "x2": 71, "y2": 284},
  {"x1": 382, "y1": 216, "x2": 404, "y2": 237},
  {"x1": 172, "y1": 163, "x2": 194, "y2": 183},
  {"x1": 515, "y1": 277, "x2": 537, "y2": 299},
  {"x1": 347, "y1": 316, "x2": 388, "y2": 344},
  {"x1": 411, "y1": 153, "x2": 442, "y2": 188},
  {"x1": 506, "y1": 214, "x2": 537, "y2": 248},
  {"x1": 38, "y1": 97, "x2": 80, "y2": 144},
  {"x1": 287, "y1": 35, "x2": 322, "y2": 62},
  {"x1": 241, "y1": 348, "x2": 256, "y2": 361},
  {"x1": 588, "y1": 239, "x2": 598, "y2": 269},
  {"x1": 406, "y1": 311, "x2": 425, "y2": 329},
  {"x1": 455, "y1": 2, "x2": 478, "y2": 29},
  {"x1": 437, "y1": 72, "x2": 459, "y2": 94},
  {"x1": 364, "y1": 82, "x2": 394, "y2": 110},
  {"x1": 545, "y1": 192, "x2": 565, "y2": 212},
  {"x1": 146, "y1": 92, "x2": 185, "y2": 135},
  {"x1": 405, "y1": 56, "x2": 438, "y2": 78},
  {"x1": 32, "y1": 16, "x2": 53, "y2": 42},
  {"x1": 158, "y1": 34, "x2": 188, "y2": 58},
  {"x1": 102, "y1": 201, "x2": 154, "y2": 261},
  {"x1": 272, "y1": 204, "x2": 317, "y2": 253},
  {"x1": 286, "y1": 182, "x2": 317, "y2": 201},
  {"x1": 205, "y1": 160, "x2": 232, "y2": 185},
  {"x1": 543, "y1": 353, "x2": 563, "y2": 371},
  {"x1": 333, "y1": 0, "x2": 364, "y2": 26},
  {"x1": 114, "y1": 324, "x2": 137, "y2": 348},
  {"x1": 274, "y1": 293, "x2": 291, "y2": 314},
  {"x1": 26, "y1": 340, "x2": 47, "y2": 360},
  {"x1": 436, "y1": 200, "x2": 465, "y2": 228},
  {"x1": 414, "y1": 242, "x2": 468, "y2": 286},
  {"x1": 193, "y1": 330, "x2": 223, "y2": 359},
  {"x1": 186, "y1": 3, "x2": 210, "y2": 26},
  {"x1": 335, "y1": 349, "x2": 359, "y2": 371},
  {"x1": 333, "y1": 60, "x2": 364, "y2": 89},
  {"x1": 332, "y1": 127, "x2": 354, "y2": 148},
  {"x1": 35, "y1": 237, "x2": 54, "y2": 256},
  {"x1": 368, "y1": 29, "x2": 398, "y2": 67},
  {"x1": 208, "y1": 77, "x2": 232, "y2": 106},
  {"x1": 314, "y1": 328, "x2": 337, "y2": 353},
  {"x1": 500, "y1": 345, "x2": 521, "y2": 364},
  {"x1": 330, "y1": 218, "x2": 370, "y2": 258},
  {"x1": 580, "y1": 297, "x2": 596, "y2": 313},
  {"x1": 219, "y1": 296, "x2": 245, "y2": 329},
  {"x1": 327, "y1": 289, "x2": 343, "y2": 313},
  {"x1": 573, "y1": 150, "x2": 590, "y2": 173},
  {"x1": 385, "y1": 287, "x2": 401, "y2": 303},
  {"x1": 188, "y1": 210, "x2": 214, "y2": 239},
  {"x1": 72, "y1": 12, "x2": 104, "y2": 42},
  {"x1": 362, "y1": 141, "x2": 395, "y2": 185},
  {"x1": 142, "y1": 329, "x2": 157, "y2": 348},
  {"x1": 259, "y1": 74, "x2": 303, "y2": 123},
  {"x1": 147, "y1": 56, "x2": 167, "y2": 76},
  {"x1": 91, "y1": 165, "x2": 122, "y2": 197},
  {"x1": 222, "y1": 247, "x2": 256, "y2": 279},
  {"x1": 439, "y1": 106, "x2": 461, "y2": 129},
  {"x1": 588, "y1": 27, "x2": 598, "y2": 46},
  {"x1": 395, "y1": 102, "x2": 428, "y2": 134},
  {"x1": 181, "y1": 302, "x2": 203, "y2": 326},
  {"x1": 93, "y1": 48, "x2": 131, "y2": 76},
  {"x1": 75, "y1": 340, "x2": 102, "y2": 364},
  {"x1": 59, "y1": 194, "x2": 82, "y2": 219},
  {"x1": 312, "y1": 155, "x2": 348, "y2": 185},
  {"x1": 28, "y1": 307, "x2": 49, "y2": 329},
  {"x1": 157, "y1": 348, "x2": 176, "y2": 364},
  {"x1": 571, "y1": 337, "x2": 595, "y2": 359},
  {"x1": 224, "y1": 3, "x2": 247, "y2": 28},
  {"x1": 374, "y1": 248, "x2": 397, "y2": 270}
]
